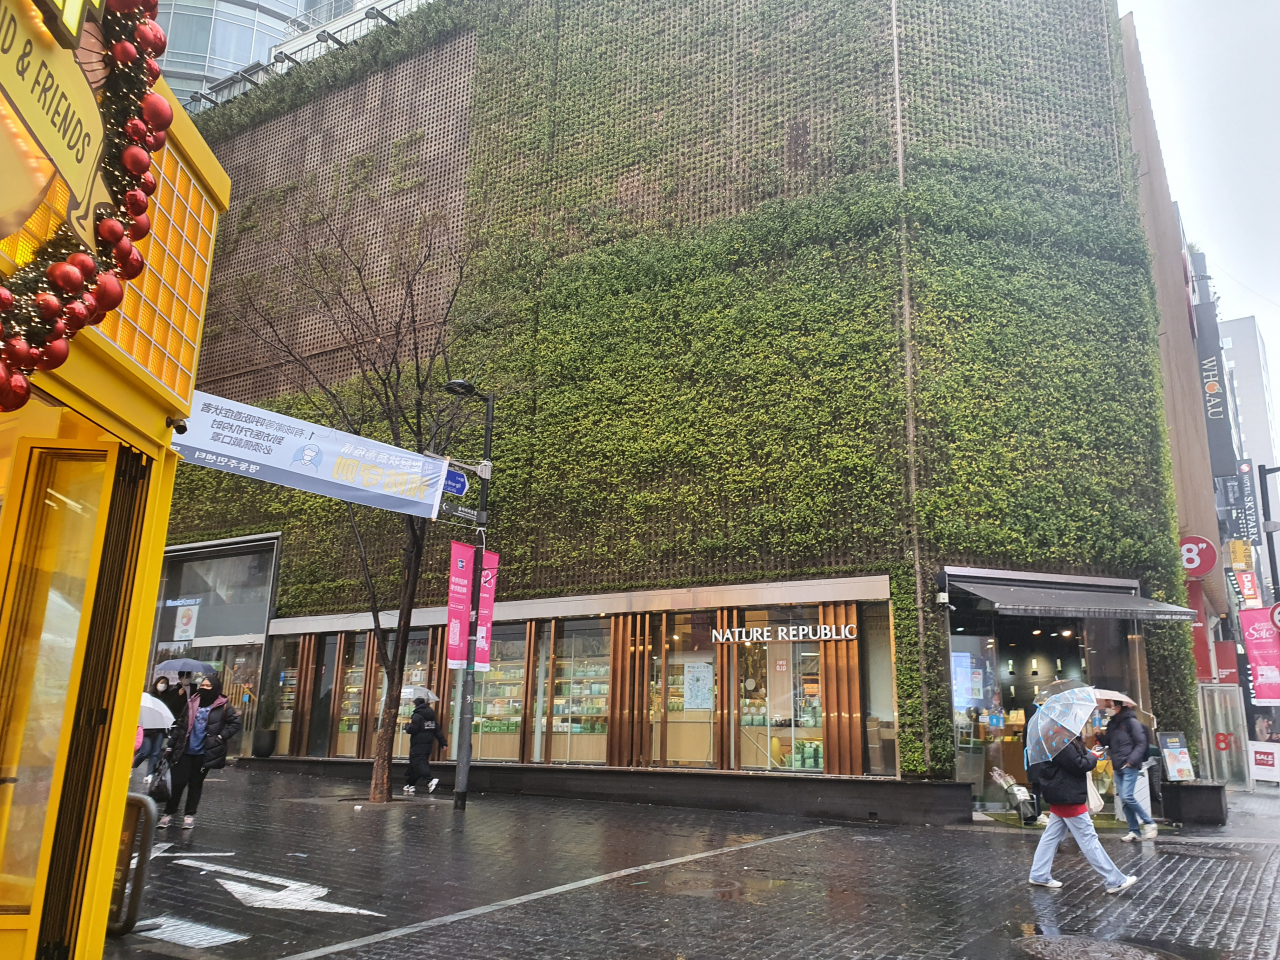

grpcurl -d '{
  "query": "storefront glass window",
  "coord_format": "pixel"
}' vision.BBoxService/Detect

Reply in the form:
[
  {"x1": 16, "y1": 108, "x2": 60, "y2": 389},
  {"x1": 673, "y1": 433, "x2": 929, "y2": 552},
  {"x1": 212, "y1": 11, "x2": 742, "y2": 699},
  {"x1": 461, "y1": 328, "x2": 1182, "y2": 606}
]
[
  {"x1": 335, "y1": 637, "x2": 365, "y2": 757},
  {"x1": 737, "y1": 606, "x2": 824, "y2": 772},
  {"x1": 471, "y1": 623, "x2": 527, "y2": 761},
  {"x1": 551, "y1": 619, "x2": 610, "y2": 763},
  {"x1": 267, "y1": 637, "x2": 300, "y2": 754},
  {"x1": 0, "y1": 451, "x2": 106, "y2": 910},
  {"x1": 307, "y1": 634, "x2": 339, "y2": 757},
  {"x1": 394, "y1": 630, "x2": 435, "y2": 758},
  {"x1": 859, "y1": 602, "x2": 898, "y2": 775},
  {"x1": 529, "y1": 622, "x2": 553, "y2": 762},
  {"x1": 654, "y1": 612, "x2": 716, "y2": 767}
]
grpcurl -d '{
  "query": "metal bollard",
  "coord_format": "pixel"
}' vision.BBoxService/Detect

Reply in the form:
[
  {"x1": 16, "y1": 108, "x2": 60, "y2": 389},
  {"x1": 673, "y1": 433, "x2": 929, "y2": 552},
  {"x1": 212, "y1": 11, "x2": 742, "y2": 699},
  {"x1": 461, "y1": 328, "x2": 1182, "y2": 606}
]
[{"x1": 107, "y1": 793, "x2": 158, "y2": 937}]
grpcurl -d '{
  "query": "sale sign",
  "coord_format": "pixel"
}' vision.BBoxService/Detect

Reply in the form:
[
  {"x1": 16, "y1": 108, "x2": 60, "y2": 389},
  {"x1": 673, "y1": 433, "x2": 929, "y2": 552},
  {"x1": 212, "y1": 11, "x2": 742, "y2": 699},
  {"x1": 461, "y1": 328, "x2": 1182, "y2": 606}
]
[
  {"x1": 446, "y1": 541, "x2": 474, "y2": 669},
  {"x1": 475, "y1": 550, "x2": 499, "y2": 673},
  {"x1": 1238, "y1": 607, "x2": 1280, "y2": 706},
  {"x1": 1251, "y1": 742, "x2": 1280, "y2": 782},
  {"x1": 1180, "y1": 535, "x2": 1218, "y2": 578}
]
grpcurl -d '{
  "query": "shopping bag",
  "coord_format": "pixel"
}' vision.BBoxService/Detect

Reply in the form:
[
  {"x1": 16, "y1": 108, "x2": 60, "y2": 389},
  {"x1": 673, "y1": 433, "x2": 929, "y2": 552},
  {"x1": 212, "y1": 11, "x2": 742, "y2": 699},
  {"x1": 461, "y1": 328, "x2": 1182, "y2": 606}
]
[
  {"x1": 1086, "y1": 770, "x2": 1105, "y2": 815},
  {"x1": 148, "y1": 755, "x2": 172, "y2": 805}
]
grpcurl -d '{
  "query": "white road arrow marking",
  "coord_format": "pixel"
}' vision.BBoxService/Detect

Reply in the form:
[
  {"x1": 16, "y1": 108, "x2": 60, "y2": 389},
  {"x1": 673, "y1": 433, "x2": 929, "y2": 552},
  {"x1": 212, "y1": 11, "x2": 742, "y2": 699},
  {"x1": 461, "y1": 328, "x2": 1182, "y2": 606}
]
[{"x1": 174, "y1": 859, "x2": 384, "y2": 915}]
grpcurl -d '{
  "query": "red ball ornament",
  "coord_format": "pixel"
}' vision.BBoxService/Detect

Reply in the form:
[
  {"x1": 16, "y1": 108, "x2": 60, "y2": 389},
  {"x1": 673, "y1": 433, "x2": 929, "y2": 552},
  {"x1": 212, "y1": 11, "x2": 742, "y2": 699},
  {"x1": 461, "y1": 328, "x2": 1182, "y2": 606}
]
[
  {"x1": 139, "y1": 171, "x2": 157, "y2": 196},
  {"x1": 98, "y1": 218, "x2": 125, "y2": 244},
  {"x1": 119, "y1": 246, "x2": 145, "y2": 280},
  {"x1": 122, "y1": 144, "x2": 151, "y2": 176},
  {"x1": 145, "y1": 130, "x2": 166, "y2": 152},
  {"x1": 111, "y1": 40, "x2": 138, "y2": 65},
  {"x1": 63, "y1": 301, "x2": 88, "y2": 330},
  {"x1": 140, "y1": 91, "x2": 174, "y2": 132},
  {"x1": 35, "y1": 292, "x2": 64, "y2": 319},
  {"x1": 145, "y1": 58, "x2": 161, "y2": 84},
  {"x1": 124, "y1": 117, "x2": 148, "y2": 142},
  {"x1": 93, "y1": 273, "x2": 124, "y2": 312},
  {"x1": 49, "y1": 319, "x2": 68, "y2": 340},
  {"x1": 80, "y1": 291, "x2": 98, "y2": 316},
  {"x1": 0, "y1": 375, "x2": 27, "y2": 412},
  {"x1": 46, "y1": 261, "x2": 84, "y2": 293},
  {"x1": 125, "y1": 189, "x2": 148, "y2": 216},
  {"x1": 36, "y1": 339, "x2": 69, "y2": 371},
  {"x1": 3, "y1": 338, "x2": 34, "y2": 367},
  {"x1": 67, "y1": 252, "x2": 97, "y2": 280},
  {"x1": 128, "y1": 214, "x2": 151, "y2": 241},
  {"x1": 6, "y1": 372, "x2": 31, "y2": 408},
  {"x1": 106, "y1": 0, "x2": 143, "y2": 11},
  {"x1": 113, "y1": 237, "x2": 135, "y2": 263},
  {"x1": 134, "y1": 21, "x2": 167, "y2": 57},
  {"x1": 0, "y1": 287, "x2": 12, "y2": 311},
  {"x1": 140, "y1": 0, "x2": 158, "y2": 18}
]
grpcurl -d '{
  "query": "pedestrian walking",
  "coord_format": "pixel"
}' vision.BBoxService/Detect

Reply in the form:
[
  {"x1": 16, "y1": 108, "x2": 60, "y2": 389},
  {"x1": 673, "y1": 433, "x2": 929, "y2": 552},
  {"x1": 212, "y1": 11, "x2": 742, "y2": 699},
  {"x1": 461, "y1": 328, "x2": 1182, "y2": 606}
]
[
  {"x1": 134, "y1": 675, "x2": 185, "y2": 779},
  {"x1": 159, "y1": 676, "x2": 241, "y2": 830},
  {"x1": 403, "y1": 697, "x2": 446, "y2": 795},
  {"x1": 1028, "y1": 735, "x2": 1136, "y2": 893},
  {"x1": 1097, "y1": 699, "x2": 1158, "y2": 841}
]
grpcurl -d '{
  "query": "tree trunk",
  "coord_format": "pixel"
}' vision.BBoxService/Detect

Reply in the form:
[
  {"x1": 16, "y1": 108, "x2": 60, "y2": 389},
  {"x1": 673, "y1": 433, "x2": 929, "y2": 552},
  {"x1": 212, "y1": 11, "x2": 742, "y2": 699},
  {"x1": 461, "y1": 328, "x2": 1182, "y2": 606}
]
[{"x1": 369, "y1": 517, "x2": 428, "y2": 802}]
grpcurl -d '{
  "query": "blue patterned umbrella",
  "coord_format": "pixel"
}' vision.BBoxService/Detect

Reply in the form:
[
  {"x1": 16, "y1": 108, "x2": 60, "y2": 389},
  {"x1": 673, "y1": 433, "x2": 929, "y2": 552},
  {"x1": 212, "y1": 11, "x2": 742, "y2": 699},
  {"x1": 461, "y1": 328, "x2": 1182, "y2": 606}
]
[{"x1": 1024, "y1": 686, "x2": 1098, "y2": 767}]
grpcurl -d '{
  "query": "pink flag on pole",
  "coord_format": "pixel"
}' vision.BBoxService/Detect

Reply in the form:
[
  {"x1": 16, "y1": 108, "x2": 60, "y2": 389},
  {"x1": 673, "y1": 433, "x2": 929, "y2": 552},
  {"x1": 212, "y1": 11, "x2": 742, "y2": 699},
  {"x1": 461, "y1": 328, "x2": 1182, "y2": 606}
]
[
  {"x1": 1240, "y1": 607, "x2": 1280, "y2": 705},
  {"x1": 446, "y1": 541, "x2": 473, "y2": 669},
  {"x1": 475, "y1": 551, "x2": 499, "y2": 673}
]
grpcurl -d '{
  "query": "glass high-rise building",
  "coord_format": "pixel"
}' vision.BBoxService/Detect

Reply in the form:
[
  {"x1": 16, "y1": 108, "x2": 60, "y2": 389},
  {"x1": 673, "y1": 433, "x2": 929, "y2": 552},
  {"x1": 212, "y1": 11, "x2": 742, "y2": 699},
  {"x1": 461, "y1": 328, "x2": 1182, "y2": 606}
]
[{"x1": 154, "y1": 0, "x2": 303, "y2": 101}]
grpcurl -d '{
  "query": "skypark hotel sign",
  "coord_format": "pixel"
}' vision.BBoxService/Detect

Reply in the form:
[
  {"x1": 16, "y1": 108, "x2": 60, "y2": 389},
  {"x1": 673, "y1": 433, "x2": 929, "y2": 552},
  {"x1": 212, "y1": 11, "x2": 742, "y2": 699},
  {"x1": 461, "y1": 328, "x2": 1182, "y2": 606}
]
[{"x1": 713, "y1": 624, "x2": 857, "y2": 643}]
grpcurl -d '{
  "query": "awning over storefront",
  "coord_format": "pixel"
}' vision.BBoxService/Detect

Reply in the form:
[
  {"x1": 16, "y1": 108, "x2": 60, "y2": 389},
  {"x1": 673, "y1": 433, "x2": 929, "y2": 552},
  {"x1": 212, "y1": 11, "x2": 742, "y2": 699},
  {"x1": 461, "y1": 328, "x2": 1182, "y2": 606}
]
[{"x1": 951, "y1": 581, "x2": 1195, "y2": 622}]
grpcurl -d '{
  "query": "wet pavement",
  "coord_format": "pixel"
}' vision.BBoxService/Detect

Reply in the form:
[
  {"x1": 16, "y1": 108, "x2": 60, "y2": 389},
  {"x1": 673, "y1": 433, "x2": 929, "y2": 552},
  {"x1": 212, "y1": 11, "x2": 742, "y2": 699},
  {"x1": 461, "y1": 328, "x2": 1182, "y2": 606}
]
[{"x1": 105, "y1": 768, "x2": 1280, "y2": 960}]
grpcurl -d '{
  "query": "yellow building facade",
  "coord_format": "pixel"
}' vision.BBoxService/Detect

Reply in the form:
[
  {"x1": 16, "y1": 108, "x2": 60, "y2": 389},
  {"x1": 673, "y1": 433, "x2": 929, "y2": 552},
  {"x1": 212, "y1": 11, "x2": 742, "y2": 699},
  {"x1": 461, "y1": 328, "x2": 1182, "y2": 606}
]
[{"x1": 0, "y1": 5, "x2": 229, "y2": 952}]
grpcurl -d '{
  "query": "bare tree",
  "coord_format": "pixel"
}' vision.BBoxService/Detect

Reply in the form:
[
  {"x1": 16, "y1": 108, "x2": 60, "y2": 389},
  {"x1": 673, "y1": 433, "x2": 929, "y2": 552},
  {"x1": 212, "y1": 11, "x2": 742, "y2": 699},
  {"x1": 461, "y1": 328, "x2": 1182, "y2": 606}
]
[{"x1": 226, "y1": 190, "x2": 492, "y2": 803}]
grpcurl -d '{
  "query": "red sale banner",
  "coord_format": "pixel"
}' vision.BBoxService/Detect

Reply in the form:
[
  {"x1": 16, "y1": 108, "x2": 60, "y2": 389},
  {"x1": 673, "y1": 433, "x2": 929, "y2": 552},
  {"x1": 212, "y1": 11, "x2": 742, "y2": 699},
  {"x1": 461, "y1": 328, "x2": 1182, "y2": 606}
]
[
  {"x1": 446, "y1": 541, "x2": 474, "y2": 669},
  {"x1": 475, "y1": 550, "x2": 499, "y2": 673},
  {"x1": 1238, "y1": 607, "x2": 1280, "y2": 706}
]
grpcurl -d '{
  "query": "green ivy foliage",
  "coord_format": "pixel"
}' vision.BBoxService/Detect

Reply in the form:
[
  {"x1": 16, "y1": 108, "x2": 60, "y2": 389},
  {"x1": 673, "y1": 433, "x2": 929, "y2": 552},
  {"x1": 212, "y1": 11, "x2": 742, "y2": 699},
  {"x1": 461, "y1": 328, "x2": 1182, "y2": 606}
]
[{"x1": 180, "y1": 0, "x2": 1201, "y2": 773}]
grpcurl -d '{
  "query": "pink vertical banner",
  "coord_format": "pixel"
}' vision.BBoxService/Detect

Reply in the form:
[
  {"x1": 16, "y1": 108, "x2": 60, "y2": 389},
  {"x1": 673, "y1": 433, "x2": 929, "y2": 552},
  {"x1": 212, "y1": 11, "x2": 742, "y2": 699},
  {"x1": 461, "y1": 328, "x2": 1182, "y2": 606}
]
[
  {"x1": 1239, "y1": 608, "x2": 1280, "y2": 705},
  {"x1": 446, "y1": 541, "x2": 473, "y2": 668},
  {"x1": 475, "y1": 550, "x2": 499, "y2": 673}
]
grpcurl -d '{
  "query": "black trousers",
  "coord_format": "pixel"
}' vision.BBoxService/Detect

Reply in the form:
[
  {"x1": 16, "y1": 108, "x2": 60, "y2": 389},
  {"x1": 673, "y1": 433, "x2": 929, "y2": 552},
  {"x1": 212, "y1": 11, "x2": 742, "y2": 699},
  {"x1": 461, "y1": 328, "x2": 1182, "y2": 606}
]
[
  {"x1": 165, "y1": 752, "x2": 208, "y2": 816},
  {"x1": 406, "y1": 755, "x2": 434, "y2": 787}
]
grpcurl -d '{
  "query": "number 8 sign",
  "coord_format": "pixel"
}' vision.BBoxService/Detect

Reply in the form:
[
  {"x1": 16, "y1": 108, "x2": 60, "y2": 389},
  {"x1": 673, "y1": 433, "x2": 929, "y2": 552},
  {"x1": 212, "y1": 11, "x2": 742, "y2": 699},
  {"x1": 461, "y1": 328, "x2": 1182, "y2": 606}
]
[{"x1": 1180, "y1": 535, "x2": 1218, "y2": 579}]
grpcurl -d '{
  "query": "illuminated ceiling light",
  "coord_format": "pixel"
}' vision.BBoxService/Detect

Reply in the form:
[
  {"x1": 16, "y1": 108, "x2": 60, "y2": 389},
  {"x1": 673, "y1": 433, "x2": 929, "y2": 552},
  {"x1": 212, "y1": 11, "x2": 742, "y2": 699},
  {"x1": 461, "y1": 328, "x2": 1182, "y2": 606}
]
[
  {"x1": 1061, "y1": 629, "x2": 1073, "y2": 638},
  {"x1": 1032, "y1": 629, "x2": 1041, "y2": 636}
]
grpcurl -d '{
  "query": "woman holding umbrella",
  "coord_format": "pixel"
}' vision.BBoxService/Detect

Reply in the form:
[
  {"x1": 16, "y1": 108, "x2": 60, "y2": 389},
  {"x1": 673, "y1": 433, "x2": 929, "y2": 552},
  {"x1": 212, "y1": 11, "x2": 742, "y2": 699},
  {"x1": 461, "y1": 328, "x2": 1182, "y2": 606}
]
[
  {"x1": 134, "y1": 675, "x2": 186, "y2": 779},
  {"x1": 1025, "y1": 687, "x2": 1137, "y2": 894}
]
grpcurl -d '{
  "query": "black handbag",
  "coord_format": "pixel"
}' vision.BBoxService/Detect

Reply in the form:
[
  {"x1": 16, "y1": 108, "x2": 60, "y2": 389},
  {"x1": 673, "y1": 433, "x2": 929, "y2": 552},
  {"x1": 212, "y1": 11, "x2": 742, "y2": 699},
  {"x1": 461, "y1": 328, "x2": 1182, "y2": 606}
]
[{"x1": 148, "y1": 754, "x2": 172, "y2": 804}]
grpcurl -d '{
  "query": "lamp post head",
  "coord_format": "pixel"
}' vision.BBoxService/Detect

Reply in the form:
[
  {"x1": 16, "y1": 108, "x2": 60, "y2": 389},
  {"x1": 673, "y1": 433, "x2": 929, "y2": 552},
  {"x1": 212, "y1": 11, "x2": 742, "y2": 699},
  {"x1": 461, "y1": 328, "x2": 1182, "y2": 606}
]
[{"x1": 445, "y1": 379, "x2": 477, "y2": 398}]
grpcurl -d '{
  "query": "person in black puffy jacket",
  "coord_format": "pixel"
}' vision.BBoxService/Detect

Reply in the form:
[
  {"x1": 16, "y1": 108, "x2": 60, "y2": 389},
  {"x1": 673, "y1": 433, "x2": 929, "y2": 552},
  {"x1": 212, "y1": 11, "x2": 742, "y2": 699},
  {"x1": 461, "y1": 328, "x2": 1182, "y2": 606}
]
[
  {"x1": 1098, "y1": 702, "x2": 1156, "y2": 841},
  {"x1": 403, "y1": 698, "x2": 446, "y2": 795},
  {"x1": 159, "y1": 676, "x2": 241, "y2": 830},
  {"x1": 1027, "y1": 737, "x2": 1136, "y2": 893}
]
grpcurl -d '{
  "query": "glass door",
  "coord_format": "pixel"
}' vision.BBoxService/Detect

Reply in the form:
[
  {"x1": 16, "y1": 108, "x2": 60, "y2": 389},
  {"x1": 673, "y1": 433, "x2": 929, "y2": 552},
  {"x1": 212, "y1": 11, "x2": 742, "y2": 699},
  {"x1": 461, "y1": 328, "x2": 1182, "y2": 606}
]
[
  {"x1": 550, "y1": 620, "x2": 610, "y2": 763},
  {"x1": 472, "y1": 624, "x2": 527, "y2": 761},
  {"x1": 335, "y1": 636, "x2": 365, "y2": 757},
  {"x1": 0, "y1": 444, "x2": 112, "y2": 911},
  {"x1": 306, "y1": 634, "x2": 339, "y2": 757}
]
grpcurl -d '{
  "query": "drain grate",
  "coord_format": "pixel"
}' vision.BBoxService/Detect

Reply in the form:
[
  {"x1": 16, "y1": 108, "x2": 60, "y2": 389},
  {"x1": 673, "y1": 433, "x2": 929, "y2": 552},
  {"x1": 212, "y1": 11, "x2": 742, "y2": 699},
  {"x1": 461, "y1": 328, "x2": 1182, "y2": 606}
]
[
  {"x1": 1014, "y1": 937, "x2": 1184, "y2": 960},
  {"x1": 1154, "y1": 845, "x2": 1245, "y2": 861}
]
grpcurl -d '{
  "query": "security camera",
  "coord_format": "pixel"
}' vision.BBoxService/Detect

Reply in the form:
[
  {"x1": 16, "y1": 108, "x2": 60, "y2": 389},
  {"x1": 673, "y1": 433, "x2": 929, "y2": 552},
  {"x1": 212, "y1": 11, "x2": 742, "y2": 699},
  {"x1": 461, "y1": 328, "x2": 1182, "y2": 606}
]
[{"x1": 166, "y1": 417, "x2": 188, "y2": 435}]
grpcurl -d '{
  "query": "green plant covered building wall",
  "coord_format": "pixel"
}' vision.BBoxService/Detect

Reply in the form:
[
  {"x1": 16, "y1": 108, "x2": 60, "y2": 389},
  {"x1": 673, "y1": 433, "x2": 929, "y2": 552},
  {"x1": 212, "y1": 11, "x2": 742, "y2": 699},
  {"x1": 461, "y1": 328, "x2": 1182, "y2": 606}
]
[{"x1": 178, "y1": 0, "x2": 1197, "y2": 775}]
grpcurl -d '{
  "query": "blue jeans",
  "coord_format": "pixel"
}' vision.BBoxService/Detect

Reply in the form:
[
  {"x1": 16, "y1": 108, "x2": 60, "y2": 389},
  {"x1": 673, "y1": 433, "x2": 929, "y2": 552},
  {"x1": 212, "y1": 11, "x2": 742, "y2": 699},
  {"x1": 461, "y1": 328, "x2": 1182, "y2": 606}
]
[
  {"x1": 1115, "y1": 765, "x2": 1154, "y2": 833},
  {"x1": 1029, "y1": 812, "x2": 1128, "y2": 888},
  {"x1": 133, "y1": 729, "x2": 165, "y2": 776}
]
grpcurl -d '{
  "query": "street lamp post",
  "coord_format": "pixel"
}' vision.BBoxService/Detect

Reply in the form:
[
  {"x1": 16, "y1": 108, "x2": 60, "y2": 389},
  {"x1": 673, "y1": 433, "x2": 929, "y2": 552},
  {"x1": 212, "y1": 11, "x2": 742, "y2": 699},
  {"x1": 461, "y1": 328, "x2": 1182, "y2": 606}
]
[
  {"x1": 445, "y1": 380, "x2": 494, "y2": 811},
  {"x1": 1259, "y1": 465, "x2": 1280, "y2": 605}
]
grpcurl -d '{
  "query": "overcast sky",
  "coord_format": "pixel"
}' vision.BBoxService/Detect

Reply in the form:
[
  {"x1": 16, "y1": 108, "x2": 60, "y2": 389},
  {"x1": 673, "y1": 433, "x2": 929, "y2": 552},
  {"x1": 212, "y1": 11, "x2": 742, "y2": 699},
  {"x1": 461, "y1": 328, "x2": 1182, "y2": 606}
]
[{"x1": 1117, "y1": 1, "x2": 1280, "y2": 405}]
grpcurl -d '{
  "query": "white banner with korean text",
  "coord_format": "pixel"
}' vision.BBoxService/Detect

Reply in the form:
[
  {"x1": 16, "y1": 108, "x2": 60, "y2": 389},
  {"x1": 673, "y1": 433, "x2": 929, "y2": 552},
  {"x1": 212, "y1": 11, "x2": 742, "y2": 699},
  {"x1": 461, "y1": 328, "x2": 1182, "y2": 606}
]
[{"x1": 174, "y1": 391, "x2": 449, "y2": 519}]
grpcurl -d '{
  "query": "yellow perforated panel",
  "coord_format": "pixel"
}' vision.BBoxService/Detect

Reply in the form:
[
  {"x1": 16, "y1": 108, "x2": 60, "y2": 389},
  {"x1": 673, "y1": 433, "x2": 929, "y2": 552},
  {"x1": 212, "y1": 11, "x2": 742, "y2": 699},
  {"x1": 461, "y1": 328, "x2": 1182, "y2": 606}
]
[
  {"x1": 101, "y1": 145, "x2": 216, "y2": 402},
  {"x1": 0, "y1": 145, "x2": 217, "y2": 405}
]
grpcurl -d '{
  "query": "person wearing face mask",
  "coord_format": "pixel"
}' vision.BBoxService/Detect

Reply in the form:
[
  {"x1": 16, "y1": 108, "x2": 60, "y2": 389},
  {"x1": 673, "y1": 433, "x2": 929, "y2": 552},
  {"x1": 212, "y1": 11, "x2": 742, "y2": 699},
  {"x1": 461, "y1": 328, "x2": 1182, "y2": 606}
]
[
  {"x1": 159, "y1": 675, "x2": 242, "y2": 829},
  {"x1": 135, "y1": 675, "x2": 188, "y2": 779},
  {"x1": 1097, "y1": 699, "x2": 1157, "y2": 842}
]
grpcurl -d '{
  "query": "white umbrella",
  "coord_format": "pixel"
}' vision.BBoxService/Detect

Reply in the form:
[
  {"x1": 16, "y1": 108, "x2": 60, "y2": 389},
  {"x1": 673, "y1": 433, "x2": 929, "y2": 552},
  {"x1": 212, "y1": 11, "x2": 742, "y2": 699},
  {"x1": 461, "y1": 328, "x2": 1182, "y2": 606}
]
[
  {"x1": 402, "y1": 685, "x2": 439, "y2": 703},
  {"x1": 1091, "y1": 688, "x2": 1136, "y2": 706},
  {"x1": 140, "y1": 692, "x2": 175, "y2": 730}
]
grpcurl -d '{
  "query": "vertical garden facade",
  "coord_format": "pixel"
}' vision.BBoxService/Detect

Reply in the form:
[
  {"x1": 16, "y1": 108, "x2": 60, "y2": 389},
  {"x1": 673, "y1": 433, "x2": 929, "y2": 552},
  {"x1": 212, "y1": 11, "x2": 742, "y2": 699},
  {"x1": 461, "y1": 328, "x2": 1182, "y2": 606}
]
[{"x1": 171, "y1": 0, "x2": 1197, "y2": 784}]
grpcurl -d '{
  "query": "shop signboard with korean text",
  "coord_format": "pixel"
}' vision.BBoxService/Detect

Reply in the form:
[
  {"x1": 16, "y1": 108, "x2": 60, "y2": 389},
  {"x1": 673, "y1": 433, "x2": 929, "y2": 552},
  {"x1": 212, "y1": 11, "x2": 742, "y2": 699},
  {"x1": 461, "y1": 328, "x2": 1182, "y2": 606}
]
[
  {"x1": 446, "y1": 541, "x2": 473, "y2": 668},
  {"x1": 1216, "y1": 461, "x2": 1263, "y2": 546},
  {"x1": 1235, "y1": 570, "x2": 1262, "y2": 608},
  {"x1": 1228, "y1": 539, "x2": 1252, "y2": 571},
  {"x1": 1158, "y1": 732, "x2": 1195, "y2": 781},
  {"x1": 476, "y1": 550, "x2": 498, "y2": 673},
  {"x1": 1239, "y1": 607, "x2": 1280, "y2": 706},
  {"x1": 175, "y1": 391, "x2": 449, "y2": 519}
]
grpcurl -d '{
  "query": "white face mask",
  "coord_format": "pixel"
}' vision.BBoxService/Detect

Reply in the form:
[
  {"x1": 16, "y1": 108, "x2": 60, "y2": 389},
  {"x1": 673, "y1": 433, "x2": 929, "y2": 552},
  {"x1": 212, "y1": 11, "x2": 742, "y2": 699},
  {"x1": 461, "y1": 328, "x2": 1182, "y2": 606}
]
[{"x1": 156, "y1": 681, "x2": 167, "y2": 691}]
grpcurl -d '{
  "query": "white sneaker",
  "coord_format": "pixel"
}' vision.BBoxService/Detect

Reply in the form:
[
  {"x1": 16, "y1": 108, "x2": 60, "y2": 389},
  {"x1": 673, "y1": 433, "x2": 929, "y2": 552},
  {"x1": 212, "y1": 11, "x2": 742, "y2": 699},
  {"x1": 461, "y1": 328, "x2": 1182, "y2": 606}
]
[
  {"x1": 1035, "y1": 814, "x2": 1050, "y2": 827},
  {"x1": 157, "y1": 814, "x2": 172, "y2": 829},
  {"x1": 1029, "y1": 878, "x2": 1063, "y2": 888},
  {"x1": 428, "y1": 779, "x2": 439, "y2": 794},
  {"x1": 1141, "y1": 823, "x2": 1158, "y2": 840},
  {"x1": 182, "y1": 816, "x2": 195, "y2": 829},
  {"x1": 1106, "y1": 875, "x2": 1138, "y2": 894},
  {"x1": 1120, "y1": 831, "x2": 1140, "y2": 843},
  {"x1": 403, "y1": 784, "x2": 415, "y2": 795},
  {"x1": 142, "y1": 774, "x2": 152, "y2": 785}
]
